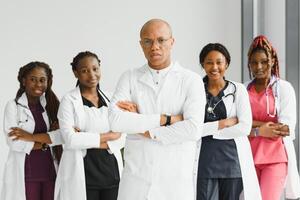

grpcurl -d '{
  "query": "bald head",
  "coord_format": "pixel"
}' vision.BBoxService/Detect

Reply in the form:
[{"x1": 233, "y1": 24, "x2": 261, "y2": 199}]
[{"x1": 140, "y1": 19, "x2": 173, "y2": 38}]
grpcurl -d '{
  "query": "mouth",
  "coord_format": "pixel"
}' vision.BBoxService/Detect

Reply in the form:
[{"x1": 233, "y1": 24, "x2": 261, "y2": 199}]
[
  {"x1": 255, "y1": 71, "x2": 264, "y2": 76},
  {"x1": 150, "y1": 53, "x2": 161, "y2": 59},
  {"x1": 34, "y1": 89, "x2": 43, "y2": 95},
  {"x1": 209, "y1": 71, "x2": 219, "y2": 76},
  {"x1": 88, "y1": 80, "x2": 98, "y2": 84}
]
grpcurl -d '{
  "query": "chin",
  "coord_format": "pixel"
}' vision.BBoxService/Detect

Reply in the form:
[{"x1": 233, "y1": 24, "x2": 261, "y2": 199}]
[{"x1": 208, "y1": 75, "x2": 222, "y2": 81}]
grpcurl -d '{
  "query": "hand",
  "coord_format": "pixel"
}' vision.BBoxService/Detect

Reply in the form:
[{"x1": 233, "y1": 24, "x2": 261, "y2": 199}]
[
  {"x1": 171, "y1": 114, "x2": 183, "y2": 124},
  {"x1": 219, "y1": 117, "x2": 238, "y2": 129},
  {"x1": 143, "y1": 131, "x2": 151, "y2": 139},
  {"x1": 99, "y1": 132, "x2": 121, "y2": 146},
  {"x1": 258, "y1": 122, "x2": 285, "y2": 139},
  {"x1": 107, "y1": 131, "x2": 122, "y2": 140},
  {"x1": 74, "y1": 127, "x2": 81, "y2": 133},
  {"x1": 50, "y1": 121, "x2": 59, "y2": 131},
  {"x1": 271, "y1": 123, "x2": 289, "y2": 137},
  {"x1": 9, "y1": 127, "x2": 33, "y2": 141},
  {"x1": 117, "y1": 101, "x2": 139, "y2": 113}
]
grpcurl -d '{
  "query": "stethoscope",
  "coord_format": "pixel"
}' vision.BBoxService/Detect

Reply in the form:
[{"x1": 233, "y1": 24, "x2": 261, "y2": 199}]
[
  {"x1": 247, "y1": 76, "x2": 279, "y2": 118},
  {"x1": 205, "y1": 80, "x2": 237, "y2": 116}
]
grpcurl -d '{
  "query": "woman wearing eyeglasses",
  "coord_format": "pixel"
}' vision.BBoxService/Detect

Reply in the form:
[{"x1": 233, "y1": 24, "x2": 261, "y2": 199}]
[
  {"x1": 196, "y1": 43, "x2": 261, "y2": 200},
  {"x1": 246, "y1": 35, "x2": 300, "y2": 200}
]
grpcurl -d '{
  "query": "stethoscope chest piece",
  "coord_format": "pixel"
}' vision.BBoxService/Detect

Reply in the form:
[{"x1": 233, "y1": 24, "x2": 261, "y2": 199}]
[{"x1": 207, "y1": 106, "x2": 214, "y2": 114}]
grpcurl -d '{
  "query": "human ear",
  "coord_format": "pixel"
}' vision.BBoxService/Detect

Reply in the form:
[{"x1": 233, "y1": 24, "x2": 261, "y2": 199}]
[{"x1": 170, "y1": 38, "x2": 175, "y2": 46}]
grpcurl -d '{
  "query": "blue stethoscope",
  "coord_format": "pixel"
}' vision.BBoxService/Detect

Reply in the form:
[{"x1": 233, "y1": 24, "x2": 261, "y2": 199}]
[{"x1": 205, "y1": 80, "x2": 237, "y2": 116}]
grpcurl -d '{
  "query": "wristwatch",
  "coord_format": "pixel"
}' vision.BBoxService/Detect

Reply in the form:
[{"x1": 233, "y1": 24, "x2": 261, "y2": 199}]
[
  {"x1": 165, "y1": 115, "x2": 171, "y2": 126},
  {"x1": 253, "y1": 127, "x2": 259, "y2": 137},
  {"x1": 41, "y1": 143, "x2": 49, "y2": 151}
]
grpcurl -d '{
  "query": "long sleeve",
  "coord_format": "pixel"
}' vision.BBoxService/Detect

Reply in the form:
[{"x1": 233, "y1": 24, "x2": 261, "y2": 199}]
[
  {"x1": 277, "y1": 80, "x2": 297, "y2": 140},
  {"x1": 212, "y1": 83, "x2": 252, "y2": 140},
  {"x1": 3, "y1": 100, "x2": 34, "y2": 154},
  {"x1": 149, "y1": 73, "x2": 205, "y2": 145},
  {"x1": 107, "y1": 134, "x2": 126, "y2": 154},
  {"x1": 109, "y1": 70, "x2": 161, "y2": 133},
  {"x1": 58, "y1": 95, "x2": 100, "y2": 150},
  {"x1": 48, "y1": 129, "x2": 63, "y2": 146}
]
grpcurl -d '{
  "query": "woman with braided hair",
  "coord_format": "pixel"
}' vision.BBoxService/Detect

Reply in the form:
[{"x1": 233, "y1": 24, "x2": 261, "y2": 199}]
[
  {"x1": 246, "y1": 35, "x2": 300, "y2": 200},
  {"x1": 54, "y1": 51, "x2": 125, "y2": 200},
  {"x1": 1, "y1": 61, "x2": 63, "y2": 200}
]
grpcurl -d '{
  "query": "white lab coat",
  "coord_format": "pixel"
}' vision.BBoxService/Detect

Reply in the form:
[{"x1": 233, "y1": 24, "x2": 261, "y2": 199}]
[
  {"x1": 1, "y1": 92, "x2": 62, "y2": 200},
  {"x1": 109, "y1": 62, "x2": 206, "y2": 200},
  {"x1": 245, "y1": 78, "x2": 300, "y2": 199},
  {"x1": 201, "y1": 80, "x2": 262, "y2": 200},
  {"x1": 54, "y1": 87, "x2": 125, "y2": 200}
]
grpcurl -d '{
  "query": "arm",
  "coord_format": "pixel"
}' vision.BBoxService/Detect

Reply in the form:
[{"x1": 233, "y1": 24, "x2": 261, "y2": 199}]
[
  {"x1": 9, "y1": 127, "x2": 52, "y2": 144},
  {"x1": 106, "y1": 133, "x2": 126, "y2": 154},
  {"x1": 212, "y1": 84, "x2": 252, "y2": 139},
  {"x1": 109, "y1": 71, "x2": 161, "y2": 133},
  {"x1": 148, "y1": 74, "x2": 206, "y2": 144},
  {"x1": 3, "y1": 100, "x2": 34, "y2": 154},
  {"x1": 277, "y1": 81, "x2": 296, "y2": 140},
  {"x1": 58, "y1": 95, "x2": 120, "y2": 150},
  {"x1": 202, "y1": 117, "x2": 238, "y2": 137}
]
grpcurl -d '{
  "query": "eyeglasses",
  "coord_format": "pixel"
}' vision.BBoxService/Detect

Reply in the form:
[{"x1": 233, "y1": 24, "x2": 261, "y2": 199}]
[{"x1": 141, "y1": 37, "x2": 172, "y2": 48}]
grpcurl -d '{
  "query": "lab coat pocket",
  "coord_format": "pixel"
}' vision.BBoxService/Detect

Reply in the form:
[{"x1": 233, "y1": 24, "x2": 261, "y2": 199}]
[
  {"x1": 118, "y1": 171, "x2": 151, "y2": 200},
  {"x1": 177, "y1": 142, "x2": 197, "y2": 179},
  {"x1": 123, "y1": 138, "x2": 145, "y2": 175}
]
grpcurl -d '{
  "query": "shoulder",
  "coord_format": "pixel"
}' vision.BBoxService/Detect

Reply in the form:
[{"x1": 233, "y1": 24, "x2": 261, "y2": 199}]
[
  {"x1": 278, "y1": 79, "x2": 294, "y2": 91},
  {"x1": 60, "y1": 88, "x2": 80, "y2": 103},
  {"x1": 227, "y1": 80, "x2": 247, "y2": 92},
  {"x1": 119, "y1": 65, "x2": 147, "y2": 79},
  {"x1": 277, "y1": 79, "x2": 296, "y2": 100},
  {"x1": 5, "y1": 99, "x2": 18, "y2": 111},
  {"x1": 173, "y1": 62, "x2": 203, "y2": 83},
  {"x1": 226, "y1": 80, "x2": 249, "y2": 101}
]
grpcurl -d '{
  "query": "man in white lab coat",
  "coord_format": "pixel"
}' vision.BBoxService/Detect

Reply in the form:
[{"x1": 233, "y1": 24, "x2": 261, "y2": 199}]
[{"x1": 109, "y1": 19, "x2": 206, "y2": 200}]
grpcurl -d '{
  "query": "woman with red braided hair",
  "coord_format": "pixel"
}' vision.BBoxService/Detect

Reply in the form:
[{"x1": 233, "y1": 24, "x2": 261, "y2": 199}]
[{"x1": 246, "y1": 35, "x2": 300, "y2": 200}]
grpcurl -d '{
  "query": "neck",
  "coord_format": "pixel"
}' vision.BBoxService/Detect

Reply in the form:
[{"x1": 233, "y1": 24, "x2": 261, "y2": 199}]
[
  {"x1": 148, "y1": 61, "x2": 171, "y2": 71},
  {"x1": 79, "y1": 86, "x2": 98, "y2": 97},
  {"x1": 26, "y1": 94, "x2": 40, "y2": 105},
  {"x1": 255, "y1": 77, "x2": 270, "y2": 88},
  {"x1": 207, "y1": 78, "x2": 226, "y2": 91}
]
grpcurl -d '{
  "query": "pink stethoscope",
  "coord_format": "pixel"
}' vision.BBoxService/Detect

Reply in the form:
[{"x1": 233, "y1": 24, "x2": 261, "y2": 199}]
[{"x1": 248, "y1": 76, "x2": 279, "y2": 118}]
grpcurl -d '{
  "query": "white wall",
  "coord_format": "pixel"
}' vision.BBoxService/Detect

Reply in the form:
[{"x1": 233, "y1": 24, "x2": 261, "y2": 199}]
[
  {"x1": 253, "y1": 0, "x2": 286, "y2": 79},
  {"x1": 0, "y1": 0, "x2": 241, "y2": 190}
]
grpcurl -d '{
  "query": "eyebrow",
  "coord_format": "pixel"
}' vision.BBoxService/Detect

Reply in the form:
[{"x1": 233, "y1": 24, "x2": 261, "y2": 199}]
[{"x1": 29, "y1": 75, "x2": 47, "y2": 78}]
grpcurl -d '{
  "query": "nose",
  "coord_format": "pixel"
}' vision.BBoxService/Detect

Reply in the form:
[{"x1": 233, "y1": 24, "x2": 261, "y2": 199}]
[
  {"x1": 211, "y1": 63, "x2": 218, "y2": 69},
  {"x1": 257, "y1": 62, "x2": 263, "y2": 70},
  {"x1": 35, "y1": 80, "x2": 43, "y2": 87},
  {"x1": 150, "y1": 40, "x2": 160, "y2": 50}
]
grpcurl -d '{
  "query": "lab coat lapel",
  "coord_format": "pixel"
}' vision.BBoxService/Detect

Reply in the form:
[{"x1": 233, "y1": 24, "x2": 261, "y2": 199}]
[
  {"x1": 138, "y1": 65, "x2": 157, "y2": 92},
  {"x1": 17, "y1": 93, "x2": 34, "y2": 120},
  {"x1": 157, "y1": 62, "x2": 180, "y2": 99},
  {"x1": 69, "y1": 87, "x2": 86, "y2": 130}
]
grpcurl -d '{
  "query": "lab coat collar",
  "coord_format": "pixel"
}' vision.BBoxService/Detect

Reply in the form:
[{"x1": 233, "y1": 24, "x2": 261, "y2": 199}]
[
  {"x1": 246, "y1": 75, "x2": 279, "y2": 90},
  {"x1": 138, "y1": 61, "x2": 180, "y2": 89},
  {"x1": 16, "y1": 92, "x2": 47, "y2": 109}
]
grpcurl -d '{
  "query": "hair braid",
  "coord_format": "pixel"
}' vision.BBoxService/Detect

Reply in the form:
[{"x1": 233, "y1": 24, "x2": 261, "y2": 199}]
[
  {"x1": 247, "y1": 35, "x2": 280, "y2": 79},
  {"x1": 15, "y1": 61, "x2": 62, "y2": 163}
]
